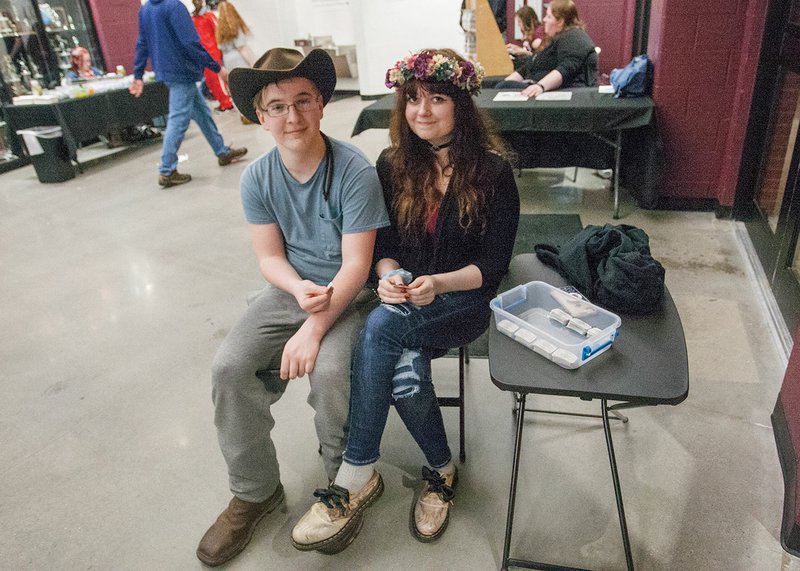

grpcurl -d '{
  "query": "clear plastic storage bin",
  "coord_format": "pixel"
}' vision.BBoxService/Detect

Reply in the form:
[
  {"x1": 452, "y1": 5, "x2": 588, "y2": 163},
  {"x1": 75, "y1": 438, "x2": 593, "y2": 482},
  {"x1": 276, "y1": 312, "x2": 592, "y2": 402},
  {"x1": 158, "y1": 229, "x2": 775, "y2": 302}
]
[{"x1": 490, "y1": 281, "x2": 621, "y2": 369}]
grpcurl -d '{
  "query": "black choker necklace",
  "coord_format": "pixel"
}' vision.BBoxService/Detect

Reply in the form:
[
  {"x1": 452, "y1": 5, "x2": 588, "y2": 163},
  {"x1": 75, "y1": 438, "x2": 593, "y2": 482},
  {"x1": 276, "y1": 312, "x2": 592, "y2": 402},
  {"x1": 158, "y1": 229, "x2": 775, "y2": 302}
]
[{"x1": 428, "y1": 140, "x2": 452, "y2": 152}]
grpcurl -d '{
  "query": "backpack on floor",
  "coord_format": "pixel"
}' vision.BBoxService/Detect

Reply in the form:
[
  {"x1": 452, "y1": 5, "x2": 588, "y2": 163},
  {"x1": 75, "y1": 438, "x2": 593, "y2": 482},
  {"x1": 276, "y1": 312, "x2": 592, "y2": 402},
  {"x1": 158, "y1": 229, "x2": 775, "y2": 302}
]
[{"x1": 610, "y1": 55, "x2": 652, "y2": 98}]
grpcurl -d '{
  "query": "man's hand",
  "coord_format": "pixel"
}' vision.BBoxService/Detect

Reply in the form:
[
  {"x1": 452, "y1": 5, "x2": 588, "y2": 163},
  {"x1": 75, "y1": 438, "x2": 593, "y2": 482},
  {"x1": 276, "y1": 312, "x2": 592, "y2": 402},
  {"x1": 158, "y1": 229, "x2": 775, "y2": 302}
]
[
  {"x1": 280, "y1": 323, "x2": 322, "y2": 380},
  {"x1": 405, "y1": 275, "x2": 438, "y2": 306},
  {"x1": 294, "y1": 280, "x2": 334, "y2": 314},
  {"x1": 129, "y1": 79, "x2": 144, "y2": 98},
  {"x1": 377, "y1": 274, "x2": 409, "y2": 304},
  {"x1": 219, "y1": 66, "x2": 230, "y2": 83}
]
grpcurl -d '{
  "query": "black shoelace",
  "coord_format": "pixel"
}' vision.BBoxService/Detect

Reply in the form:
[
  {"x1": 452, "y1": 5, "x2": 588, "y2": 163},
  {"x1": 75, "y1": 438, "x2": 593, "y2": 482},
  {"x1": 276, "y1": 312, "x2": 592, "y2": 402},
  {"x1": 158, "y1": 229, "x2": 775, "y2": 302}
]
[
  {"x1": 421, "y1": 466, "x2": 455, "y2": 502},
  {"x1": 313, "y1": 483, "x2": 350, "y2": 514}
]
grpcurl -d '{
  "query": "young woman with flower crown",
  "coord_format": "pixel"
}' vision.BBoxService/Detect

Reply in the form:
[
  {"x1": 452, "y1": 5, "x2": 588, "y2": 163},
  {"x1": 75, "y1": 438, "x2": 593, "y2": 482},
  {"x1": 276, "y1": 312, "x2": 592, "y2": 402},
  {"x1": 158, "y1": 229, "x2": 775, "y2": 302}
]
[{"x1": 291, "y1": 48, "x2": 520, "y2": 554}]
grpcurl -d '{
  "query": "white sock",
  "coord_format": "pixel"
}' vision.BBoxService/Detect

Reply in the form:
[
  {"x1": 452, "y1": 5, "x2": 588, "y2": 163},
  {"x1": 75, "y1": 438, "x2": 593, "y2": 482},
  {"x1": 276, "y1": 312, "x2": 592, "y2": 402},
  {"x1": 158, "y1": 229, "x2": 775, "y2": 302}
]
[
  {"x1": 334, "y1": 461, "x2": 374, "y2": 493},
  {"x1": 434, "y1": 460, "x2": 456, "y2": 477}
]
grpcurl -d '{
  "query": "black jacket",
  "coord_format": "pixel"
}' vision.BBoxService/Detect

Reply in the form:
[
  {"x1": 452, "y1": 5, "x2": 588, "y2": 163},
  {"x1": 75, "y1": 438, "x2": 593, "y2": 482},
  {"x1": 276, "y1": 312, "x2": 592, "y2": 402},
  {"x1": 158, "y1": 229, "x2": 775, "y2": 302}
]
[
  {"x1": 518, "y1": 27, "x2": 597, "y2": 87},
  {"x1": 375, "y1": 149, "x2": 519, "y2": 297},
  {"x1": 535, "y1": 224, "x2": 665, "y2": 314}
]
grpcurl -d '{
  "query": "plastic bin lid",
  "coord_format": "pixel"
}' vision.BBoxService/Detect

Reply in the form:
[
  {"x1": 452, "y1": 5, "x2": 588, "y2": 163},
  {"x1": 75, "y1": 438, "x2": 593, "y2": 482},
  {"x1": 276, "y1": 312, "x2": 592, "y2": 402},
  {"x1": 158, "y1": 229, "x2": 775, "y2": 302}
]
[{"x1": 16, "y1": 126, "x2": 63, "y2": 138}]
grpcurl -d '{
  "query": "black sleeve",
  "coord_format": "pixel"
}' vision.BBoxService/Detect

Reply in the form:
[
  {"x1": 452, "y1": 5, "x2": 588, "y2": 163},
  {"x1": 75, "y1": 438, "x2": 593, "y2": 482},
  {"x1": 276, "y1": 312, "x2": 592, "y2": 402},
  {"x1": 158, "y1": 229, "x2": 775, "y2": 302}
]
[
  {"x1": 374, "y1": 151, "x2": 403, "y2": 267},
  {"x1": 554, "y1": 29, "x2": 595, "y2": 86},
  {"x1": 472, "y1": 156, "x2": 520, "y2": 292}
]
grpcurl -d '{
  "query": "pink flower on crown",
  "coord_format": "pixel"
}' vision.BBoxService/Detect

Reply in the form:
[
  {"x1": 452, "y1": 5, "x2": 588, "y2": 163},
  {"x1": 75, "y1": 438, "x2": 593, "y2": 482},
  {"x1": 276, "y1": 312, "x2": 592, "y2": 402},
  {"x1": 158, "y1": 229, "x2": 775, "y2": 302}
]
[{"x1": 384, "y1": 50, "x2": 484, "y2": 94}]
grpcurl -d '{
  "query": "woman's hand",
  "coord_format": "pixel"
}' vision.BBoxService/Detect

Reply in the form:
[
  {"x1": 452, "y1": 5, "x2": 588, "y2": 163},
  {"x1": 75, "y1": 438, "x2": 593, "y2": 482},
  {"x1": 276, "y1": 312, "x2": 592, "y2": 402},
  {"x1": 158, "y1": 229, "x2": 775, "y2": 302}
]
[
  {"x1": 506, "y1": 43, "x2": 528, "y2": 57},
  {"x1": 377, "y1": 274, "x2": 409, "y2": 304},
  {"x1": 521, "y1": 82, "x2": 546, "y2": 98},
  {"x1": 405, "y1": 275, "x2": 439, "y2": 306}
]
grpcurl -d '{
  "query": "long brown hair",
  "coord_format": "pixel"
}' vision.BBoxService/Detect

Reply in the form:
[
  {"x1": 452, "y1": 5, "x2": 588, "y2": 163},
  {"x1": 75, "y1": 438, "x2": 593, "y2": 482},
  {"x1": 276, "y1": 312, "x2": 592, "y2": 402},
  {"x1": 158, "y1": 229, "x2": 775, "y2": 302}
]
[
  {"x1": 216, "y1": 1, "x2": 250, "y2": 45},
  {"x1": 550, "y1": 0, "x2": 585, "y2": 30},
  {"x1": 516, "y1": 5, "x2": 540, "y2": 36},
  {"x1": 386, "y1": 49, "x2": 510, "y2": 241}
]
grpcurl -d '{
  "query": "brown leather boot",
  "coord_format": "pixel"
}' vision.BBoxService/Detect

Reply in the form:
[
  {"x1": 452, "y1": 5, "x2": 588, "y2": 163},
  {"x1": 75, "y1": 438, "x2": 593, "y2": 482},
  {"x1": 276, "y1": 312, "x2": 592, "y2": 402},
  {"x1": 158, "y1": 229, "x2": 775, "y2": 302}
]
[
  {"x1": 158, "y1": 170, "x2": 192, "y2": 188},
  {"x1": 196, "y1": 483, "x2": 285, "y2": 567},
  {"x1": 217, "y1": 146, "x2": 248, "y2": 166}
]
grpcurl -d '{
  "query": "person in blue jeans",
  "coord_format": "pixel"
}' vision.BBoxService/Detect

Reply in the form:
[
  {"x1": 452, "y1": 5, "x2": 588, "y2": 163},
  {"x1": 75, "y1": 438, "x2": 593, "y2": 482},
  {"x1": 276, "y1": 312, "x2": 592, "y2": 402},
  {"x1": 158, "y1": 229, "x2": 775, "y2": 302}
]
[
  {"x1": 130, "y1": 0, "x2": 247, "y2": 188},
  {"x1": 291, "y1": 48, "x2": 520, "y2": 554}
]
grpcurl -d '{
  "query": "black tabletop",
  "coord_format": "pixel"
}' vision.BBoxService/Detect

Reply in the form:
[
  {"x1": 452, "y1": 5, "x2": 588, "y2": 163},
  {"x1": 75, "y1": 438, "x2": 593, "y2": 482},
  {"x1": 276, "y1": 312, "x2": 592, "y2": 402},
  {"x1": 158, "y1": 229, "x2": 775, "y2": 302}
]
[
  {"x1": 489, "y1": 254, "x2": 689, "y2": 405},
  {"x1": 4, "y1": 81, "x2": 169, "y2": 146},
  {"x1": 352, "y1": 87, "x2": 654, "y2": 137}
]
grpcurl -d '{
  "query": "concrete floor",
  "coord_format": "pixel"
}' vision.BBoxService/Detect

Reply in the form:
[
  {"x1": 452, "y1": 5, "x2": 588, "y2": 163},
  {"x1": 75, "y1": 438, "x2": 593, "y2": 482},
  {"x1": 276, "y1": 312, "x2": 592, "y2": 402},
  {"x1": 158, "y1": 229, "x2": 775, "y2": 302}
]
[{"x1": 0, "y1": 96, "x2": 792, "y2": 570}]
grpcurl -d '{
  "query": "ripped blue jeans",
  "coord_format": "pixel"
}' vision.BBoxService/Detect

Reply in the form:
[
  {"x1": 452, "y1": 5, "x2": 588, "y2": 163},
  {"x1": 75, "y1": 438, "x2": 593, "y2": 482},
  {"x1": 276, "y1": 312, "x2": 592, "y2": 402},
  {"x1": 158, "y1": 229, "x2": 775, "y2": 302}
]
[{"x1": 343, "y1": 290, "x2": 491, "y2": 469}]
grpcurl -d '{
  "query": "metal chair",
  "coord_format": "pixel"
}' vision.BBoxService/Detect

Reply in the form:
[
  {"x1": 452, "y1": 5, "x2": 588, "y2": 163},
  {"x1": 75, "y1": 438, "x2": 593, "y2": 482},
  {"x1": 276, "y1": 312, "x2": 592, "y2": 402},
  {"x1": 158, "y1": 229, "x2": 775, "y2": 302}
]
[{"x1": 436, "y1": 346, "x2": 468, "y2": 463}]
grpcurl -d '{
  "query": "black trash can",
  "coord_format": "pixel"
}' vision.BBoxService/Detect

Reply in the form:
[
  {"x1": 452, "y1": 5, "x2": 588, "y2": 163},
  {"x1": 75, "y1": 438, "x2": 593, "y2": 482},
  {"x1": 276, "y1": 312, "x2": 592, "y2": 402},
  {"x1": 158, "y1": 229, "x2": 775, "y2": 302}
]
[{"x1": 17, "y1": 126, "x2": 76, "y2": 183}]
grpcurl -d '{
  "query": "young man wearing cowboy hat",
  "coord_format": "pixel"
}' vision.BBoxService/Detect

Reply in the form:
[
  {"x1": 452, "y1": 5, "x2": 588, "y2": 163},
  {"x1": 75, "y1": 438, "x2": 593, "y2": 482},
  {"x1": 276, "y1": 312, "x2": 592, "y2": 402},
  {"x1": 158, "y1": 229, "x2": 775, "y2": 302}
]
[{"x1": 195, "y1": 48, "x2": 388, "y2": 567}]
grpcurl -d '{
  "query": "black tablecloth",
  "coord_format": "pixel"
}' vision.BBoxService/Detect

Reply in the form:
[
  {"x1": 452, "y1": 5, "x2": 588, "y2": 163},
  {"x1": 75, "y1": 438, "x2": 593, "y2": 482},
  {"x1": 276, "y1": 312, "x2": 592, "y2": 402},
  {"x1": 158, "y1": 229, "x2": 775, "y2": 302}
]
[
  {"x1": 352, "y1": 87, "x2": 653, "y2": 135},
  {"x1": 3, "y1": 81, "x2": 169, "y2": 161},
  {"x1": 352, "y1": 88, "x2": 662, "y2": 209}
]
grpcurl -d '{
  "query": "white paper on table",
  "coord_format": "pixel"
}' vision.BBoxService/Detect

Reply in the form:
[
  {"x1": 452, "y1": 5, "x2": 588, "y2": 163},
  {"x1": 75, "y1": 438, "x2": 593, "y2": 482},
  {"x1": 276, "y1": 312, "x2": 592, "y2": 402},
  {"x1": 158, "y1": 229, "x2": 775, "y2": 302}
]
[
  {"x1": 536, "y1": 91, "x2": 573, "y2": 101},
  {"x1": 493, "y1": 91, "x2": 530, "y2": 102},
  {"x1": 598, "y1": 85, "x2": 615, "y2": 94}
]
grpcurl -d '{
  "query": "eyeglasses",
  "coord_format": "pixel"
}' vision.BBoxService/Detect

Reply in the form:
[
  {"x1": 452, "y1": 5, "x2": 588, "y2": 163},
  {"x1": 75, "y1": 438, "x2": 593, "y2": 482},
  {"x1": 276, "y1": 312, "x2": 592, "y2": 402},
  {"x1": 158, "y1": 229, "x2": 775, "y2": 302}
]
[{"x1": 262, "y1": 96, "x2": 320, "y2": 117}]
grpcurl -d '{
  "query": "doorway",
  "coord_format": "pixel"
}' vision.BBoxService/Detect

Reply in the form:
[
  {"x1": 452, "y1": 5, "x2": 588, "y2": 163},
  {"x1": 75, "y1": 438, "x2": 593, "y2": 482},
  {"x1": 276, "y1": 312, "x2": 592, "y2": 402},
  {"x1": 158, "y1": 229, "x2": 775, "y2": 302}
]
[{"x1": 738, "y1": 0, "x2": 800, "y2": 334}]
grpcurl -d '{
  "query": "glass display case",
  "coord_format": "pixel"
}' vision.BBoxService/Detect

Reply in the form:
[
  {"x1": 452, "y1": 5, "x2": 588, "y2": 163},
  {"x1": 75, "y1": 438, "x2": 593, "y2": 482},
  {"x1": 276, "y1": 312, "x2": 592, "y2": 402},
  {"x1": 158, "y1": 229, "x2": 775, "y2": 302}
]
[{"x1": 0, "y1": 0, "x2": 102, "y2": 170}]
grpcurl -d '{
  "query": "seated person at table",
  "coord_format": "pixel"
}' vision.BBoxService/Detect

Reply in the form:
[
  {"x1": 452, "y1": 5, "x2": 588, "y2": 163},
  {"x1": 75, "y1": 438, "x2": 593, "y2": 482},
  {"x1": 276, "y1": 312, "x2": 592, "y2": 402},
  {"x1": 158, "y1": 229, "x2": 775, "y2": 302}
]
[
  {"x1": 66, "y1": 47, "x2": 103, "y2": 81},
  {"x1": 291, "y1": 48, "x2": 520, "y2": 553},
  {"x1": 66, "y1": 46, "x2": 160, "y2": 147},
  {"x1": 496, "y1": 0, "x2": 597, "y2": 97},
  {"x1": 506, "y1": 5, "x2": 545, "y2": 69}
]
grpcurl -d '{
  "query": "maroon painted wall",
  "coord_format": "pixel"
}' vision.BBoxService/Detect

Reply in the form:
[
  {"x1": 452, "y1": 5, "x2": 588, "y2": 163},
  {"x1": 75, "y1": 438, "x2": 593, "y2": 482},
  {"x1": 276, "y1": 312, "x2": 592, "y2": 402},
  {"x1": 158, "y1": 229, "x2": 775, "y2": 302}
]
[
  {"x1": 648, "y1": 0, "x2": 767, "y2": 205},
  {"x1": 87, "y1": 0, "x2": 141, "y2": 76},
  {"x1": 577, "y1": 0, "x2": 636, "y2": 77},
  {"x1": 507, "y1": 1, "x2": 635, "y2": 76}
]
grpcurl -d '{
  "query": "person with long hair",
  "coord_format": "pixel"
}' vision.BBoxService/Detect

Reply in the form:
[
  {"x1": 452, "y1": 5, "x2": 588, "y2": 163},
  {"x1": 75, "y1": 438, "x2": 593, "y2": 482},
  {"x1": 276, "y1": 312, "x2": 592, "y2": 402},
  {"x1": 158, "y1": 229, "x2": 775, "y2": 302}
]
[
  {"x1": 216, "y1": 1, "x2": 255, "y2": 69},
  {"x1": 66, "y1": 47, "x2": 103, "y2": 80},
  {"x1": 506, "y1": 5, "x2": 545, "y2": 61},
  {"x1": 291, "y1": 48, "x2": 520, "y2": 554},
  {"x1": 498, "y1": 0, "x2": 597, "y2": 95}
]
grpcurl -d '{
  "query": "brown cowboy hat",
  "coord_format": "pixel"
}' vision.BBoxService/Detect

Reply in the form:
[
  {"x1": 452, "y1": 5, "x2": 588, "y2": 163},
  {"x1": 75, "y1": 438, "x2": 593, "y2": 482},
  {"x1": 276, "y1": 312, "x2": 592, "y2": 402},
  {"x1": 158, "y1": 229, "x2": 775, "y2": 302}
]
[{"x1": 229, "y1": 48, "x2": 336, "y2": 124}]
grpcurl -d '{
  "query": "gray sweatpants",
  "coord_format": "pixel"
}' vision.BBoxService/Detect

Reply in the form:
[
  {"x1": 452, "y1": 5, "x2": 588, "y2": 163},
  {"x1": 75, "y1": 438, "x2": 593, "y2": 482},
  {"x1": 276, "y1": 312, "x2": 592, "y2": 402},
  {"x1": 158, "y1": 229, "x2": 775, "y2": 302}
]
[{"x1": 211, "y1": 284, "x2": 377, "y2": 503}]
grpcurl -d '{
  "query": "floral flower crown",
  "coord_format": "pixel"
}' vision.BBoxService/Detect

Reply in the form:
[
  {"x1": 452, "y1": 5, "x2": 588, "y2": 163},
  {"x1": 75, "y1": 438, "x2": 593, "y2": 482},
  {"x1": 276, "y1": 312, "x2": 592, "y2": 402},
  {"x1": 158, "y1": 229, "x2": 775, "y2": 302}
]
[{"x1": 385, "y1": 51, "x2": 484, "y2": 95}]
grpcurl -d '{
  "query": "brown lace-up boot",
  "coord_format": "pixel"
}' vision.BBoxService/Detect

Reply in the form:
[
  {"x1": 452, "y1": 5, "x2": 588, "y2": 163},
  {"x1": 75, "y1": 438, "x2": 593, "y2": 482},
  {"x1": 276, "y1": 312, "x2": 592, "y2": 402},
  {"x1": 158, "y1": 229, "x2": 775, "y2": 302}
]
[{"x1": 196, "y1": 483, "x2": 285, "y2": 567}]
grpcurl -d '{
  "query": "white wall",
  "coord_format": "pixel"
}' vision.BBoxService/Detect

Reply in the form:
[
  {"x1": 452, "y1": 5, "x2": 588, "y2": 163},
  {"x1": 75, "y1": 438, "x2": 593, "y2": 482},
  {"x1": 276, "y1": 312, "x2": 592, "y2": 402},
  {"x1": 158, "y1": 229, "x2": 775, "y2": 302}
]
[
  {"x1": 222, "y1": 0, "x2": 296, "y2": 58},
  {"x1": 231, "y1": 0, "x2": 466, "y2": 96},
  {"x1": 351, "y1": 0, "x2": 465, "y2": 96},
  {"x1": 292, "y1": 0, "x2": 356, "y2": 46}
]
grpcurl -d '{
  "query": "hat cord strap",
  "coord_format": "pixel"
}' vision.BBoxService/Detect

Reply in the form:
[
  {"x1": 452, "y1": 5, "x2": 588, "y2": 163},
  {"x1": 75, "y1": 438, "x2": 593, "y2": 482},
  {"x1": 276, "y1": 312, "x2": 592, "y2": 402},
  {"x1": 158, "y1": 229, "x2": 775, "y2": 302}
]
[{"x1": 321, "y1": 132, "x2": 334, "y2": 201}]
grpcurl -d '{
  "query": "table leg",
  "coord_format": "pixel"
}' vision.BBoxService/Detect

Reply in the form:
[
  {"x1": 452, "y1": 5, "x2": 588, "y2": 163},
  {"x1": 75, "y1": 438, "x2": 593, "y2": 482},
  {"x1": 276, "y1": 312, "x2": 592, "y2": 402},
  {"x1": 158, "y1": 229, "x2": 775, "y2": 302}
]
[
  {"x1": 613, "y1": 130, "x2": 622, "y2": 220},
  {"x1": 502, "y1": 392, "x2": 527, "y2": 571},
  {"x1": 601, "y1": 399, "x2": 634, "y2": 571}
]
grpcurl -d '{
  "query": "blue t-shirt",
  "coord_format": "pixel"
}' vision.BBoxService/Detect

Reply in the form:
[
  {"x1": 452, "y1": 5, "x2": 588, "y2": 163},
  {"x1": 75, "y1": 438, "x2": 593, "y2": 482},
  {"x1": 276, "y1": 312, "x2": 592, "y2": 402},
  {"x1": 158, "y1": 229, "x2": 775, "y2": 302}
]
[{"x1": 241, "y1": 137, "x2": 389, "y2": 285}]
